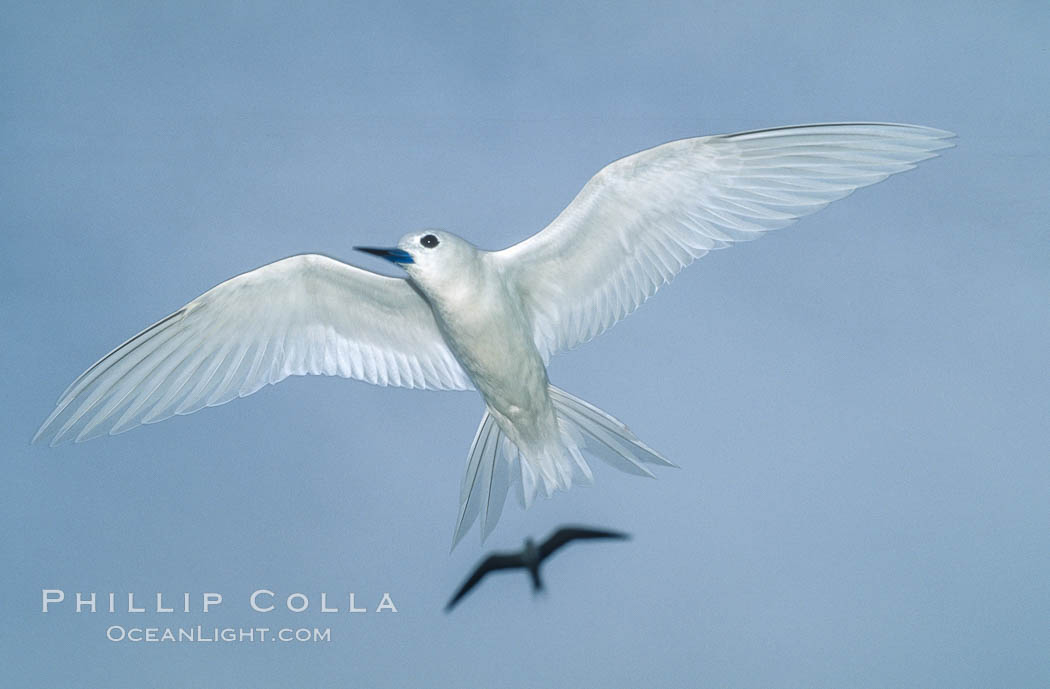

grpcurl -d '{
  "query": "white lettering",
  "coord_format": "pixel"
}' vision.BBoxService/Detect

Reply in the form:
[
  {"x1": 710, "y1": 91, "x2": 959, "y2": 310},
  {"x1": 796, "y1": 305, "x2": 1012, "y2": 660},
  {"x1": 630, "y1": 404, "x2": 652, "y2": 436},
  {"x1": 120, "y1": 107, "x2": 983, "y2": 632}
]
[
  {"x1": 42, "y1": 589, "x2": 64, "y2": 612},
  {"x1": 202, "y1": 592, "x2": 222, "y2": 612},
  {"x1": 376, "y1": 593, "x2": 397, "y2": 613},
  {"x1": 286, "y1": 593, "x2": 308, "y2": 613},
  {"x1": 127, "y1": 593, "x2": 145, "y2": 613},
  {"x1": 75, "y1": 592, "x2": 96, "y2": 613},
  {"x1": 250, "y1": 589, "x2": 275, "y2": 612}
]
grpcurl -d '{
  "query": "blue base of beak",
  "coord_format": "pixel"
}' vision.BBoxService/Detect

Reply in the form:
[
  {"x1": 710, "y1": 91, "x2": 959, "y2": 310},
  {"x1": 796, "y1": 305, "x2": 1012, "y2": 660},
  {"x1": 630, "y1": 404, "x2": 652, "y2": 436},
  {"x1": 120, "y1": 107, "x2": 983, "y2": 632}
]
[{"x1": 354, "y1": 247, "x2": 414, "y2": 264}]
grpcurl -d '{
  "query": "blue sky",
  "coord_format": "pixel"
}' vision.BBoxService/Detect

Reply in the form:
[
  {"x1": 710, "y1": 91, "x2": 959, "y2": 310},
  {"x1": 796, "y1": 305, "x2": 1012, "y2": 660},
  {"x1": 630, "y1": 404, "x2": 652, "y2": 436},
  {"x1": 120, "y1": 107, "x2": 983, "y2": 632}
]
[{"x1": 2, "y1": 1, "x2": 1048, "y2": 687}]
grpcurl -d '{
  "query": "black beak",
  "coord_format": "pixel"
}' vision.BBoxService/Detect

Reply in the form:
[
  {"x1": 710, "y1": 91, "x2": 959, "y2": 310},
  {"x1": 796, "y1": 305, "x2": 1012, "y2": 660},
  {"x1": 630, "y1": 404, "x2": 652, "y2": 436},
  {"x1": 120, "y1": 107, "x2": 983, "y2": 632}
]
[{"x1": 354, "y1": 247, "x2": 414, "y2": 265}]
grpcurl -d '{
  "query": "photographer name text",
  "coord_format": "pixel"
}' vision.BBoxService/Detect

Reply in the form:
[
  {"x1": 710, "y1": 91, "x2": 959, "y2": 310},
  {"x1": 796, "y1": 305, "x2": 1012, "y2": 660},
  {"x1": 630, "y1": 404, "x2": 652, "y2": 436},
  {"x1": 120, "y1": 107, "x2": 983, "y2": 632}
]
[{"x1": 41, "y1": 589, "x2": 398, "y2": 614}]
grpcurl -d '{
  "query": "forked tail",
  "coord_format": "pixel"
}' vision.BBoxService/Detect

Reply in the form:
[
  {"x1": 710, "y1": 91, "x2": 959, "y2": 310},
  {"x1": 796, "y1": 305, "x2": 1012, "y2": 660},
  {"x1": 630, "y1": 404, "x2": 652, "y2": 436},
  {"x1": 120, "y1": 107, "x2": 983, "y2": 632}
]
[{"x1": 451, "y1": 385, "x2": 675, "y2": 548}]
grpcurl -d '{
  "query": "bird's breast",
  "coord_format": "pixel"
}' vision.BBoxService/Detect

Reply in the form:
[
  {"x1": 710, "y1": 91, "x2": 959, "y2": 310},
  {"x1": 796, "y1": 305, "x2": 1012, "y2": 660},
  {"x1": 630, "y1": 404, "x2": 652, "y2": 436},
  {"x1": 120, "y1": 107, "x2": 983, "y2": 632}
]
[{"x1": 427, "y1": 276, "x2": 551, "y2": 424}]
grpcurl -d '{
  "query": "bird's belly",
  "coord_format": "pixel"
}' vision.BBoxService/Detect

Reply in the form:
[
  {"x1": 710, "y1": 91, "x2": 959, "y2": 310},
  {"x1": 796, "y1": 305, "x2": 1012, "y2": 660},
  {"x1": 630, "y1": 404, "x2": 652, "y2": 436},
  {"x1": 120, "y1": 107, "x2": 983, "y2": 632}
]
[
  {"x1": 438, "y1": 306, "x2": 556, "y2": 448},
  {"x1": 450, "y1": 321, "x2": 548, "y2": 408}
]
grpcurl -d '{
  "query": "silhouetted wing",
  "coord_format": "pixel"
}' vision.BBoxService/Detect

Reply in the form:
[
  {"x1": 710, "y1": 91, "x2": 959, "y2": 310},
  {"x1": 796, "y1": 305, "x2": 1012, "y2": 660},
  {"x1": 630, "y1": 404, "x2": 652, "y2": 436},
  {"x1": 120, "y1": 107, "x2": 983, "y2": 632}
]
[
  {"x1": 538, "y1": 526, "x2": 629, "y2": 560},
  {"x1": 444, "y1": 553, "x2": 523, "y2": 611}
]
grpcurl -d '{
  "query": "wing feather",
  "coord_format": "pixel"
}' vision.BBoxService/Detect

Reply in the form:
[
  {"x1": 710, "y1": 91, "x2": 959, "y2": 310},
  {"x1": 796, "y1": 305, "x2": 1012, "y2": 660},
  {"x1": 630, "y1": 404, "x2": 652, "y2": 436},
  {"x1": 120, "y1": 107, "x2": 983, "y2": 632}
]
[
  {"x1": 497, "y1": 123, "x2": 954, "y2": 359},
  {"x1": 35, "y1": 254, "x2": 472, "y2": 445}
]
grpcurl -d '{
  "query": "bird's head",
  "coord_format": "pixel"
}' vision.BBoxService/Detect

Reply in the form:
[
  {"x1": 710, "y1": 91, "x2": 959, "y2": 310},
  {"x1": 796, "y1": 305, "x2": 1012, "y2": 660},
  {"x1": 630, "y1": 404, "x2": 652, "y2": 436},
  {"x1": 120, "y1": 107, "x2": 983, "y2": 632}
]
[{"x1": 355, "y1": 230, "x2": 478, "y2": 290}]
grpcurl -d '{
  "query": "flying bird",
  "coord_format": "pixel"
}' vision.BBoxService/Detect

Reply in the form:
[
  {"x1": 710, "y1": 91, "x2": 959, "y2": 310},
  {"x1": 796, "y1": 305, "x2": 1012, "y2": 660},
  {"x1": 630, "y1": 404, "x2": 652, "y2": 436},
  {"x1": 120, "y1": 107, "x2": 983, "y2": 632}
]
[
  {"x1": 34, "y1": 123, "x2": 954, "y2": 545},
  {"x1": 445, "y1": 526, "x2": 629, "y2": 611}
]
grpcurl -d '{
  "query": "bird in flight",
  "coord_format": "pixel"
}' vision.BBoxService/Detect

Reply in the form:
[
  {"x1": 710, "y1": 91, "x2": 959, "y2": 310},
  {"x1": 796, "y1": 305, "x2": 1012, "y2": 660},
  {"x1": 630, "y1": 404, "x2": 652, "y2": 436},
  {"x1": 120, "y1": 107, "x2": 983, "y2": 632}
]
[
  {"x1": 34, "y1": 123, "x2": 953, "y2": 545},
  {"x1": 445, "y1": 526, "x2": 629, "y2": 611}
]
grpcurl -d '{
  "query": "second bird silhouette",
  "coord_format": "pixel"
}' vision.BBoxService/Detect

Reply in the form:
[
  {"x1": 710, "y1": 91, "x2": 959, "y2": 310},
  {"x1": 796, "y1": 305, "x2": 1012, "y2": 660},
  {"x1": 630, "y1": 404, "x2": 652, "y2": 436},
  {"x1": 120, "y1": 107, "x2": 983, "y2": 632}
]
[{"x1": 445, "y1": 526, "x2": 630, "y2": 612}]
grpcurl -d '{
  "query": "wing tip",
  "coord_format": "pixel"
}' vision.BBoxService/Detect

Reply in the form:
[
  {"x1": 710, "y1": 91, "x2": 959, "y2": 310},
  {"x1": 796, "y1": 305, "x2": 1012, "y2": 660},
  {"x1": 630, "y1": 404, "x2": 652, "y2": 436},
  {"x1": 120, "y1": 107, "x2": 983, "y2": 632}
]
[
  {"x1": 725, "y1": 121, "x2": 957, "y2": 146},
  {"x1": 34, "y1": 421, "x2": 71, "y2": 447},
  {"x1": 30, "y1": 426, "x2": 47, "y2": 446},
  {"x1": 450, "y1": 517, "x2": 472, "y2": 553}
]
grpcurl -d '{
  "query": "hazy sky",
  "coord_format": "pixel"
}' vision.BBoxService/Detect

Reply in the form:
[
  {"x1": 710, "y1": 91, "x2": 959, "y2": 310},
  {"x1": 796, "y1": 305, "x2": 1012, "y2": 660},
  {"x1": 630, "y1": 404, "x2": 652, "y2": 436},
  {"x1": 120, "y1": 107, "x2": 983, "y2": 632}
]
[{"x1": 3, "y1": 1, "x2": 1048, "y2": 687}]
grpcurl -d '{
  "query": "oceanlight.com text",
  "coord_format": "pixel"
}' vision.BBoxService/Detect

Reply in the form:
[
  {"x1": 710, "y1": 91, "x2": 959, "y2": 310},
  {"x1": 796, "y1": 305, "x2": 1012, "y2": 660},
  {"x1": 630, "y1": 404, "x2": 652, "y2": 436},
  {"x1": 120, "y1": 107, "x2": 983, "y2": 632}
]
[{"x1": 105, "y1": 625, "x2": 331, "y2": 643}]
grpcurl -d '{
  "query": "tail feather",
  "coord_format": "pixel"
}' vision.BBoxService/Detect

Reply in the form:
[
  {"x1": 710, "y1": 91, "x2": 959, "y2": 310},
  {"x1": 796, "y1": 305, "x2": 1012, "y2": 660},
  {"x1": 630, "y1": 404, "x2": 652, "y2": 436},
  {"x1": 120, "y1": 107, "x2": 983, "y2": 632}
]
[
  {"x1": 452, "y1": 412, "x2": 512, "y2": 549},
  {"x1": 451, "y1": 384, "x2": 674, "y2": 548},
  {"x1": 548, "y1": 386, "x2": 673, "y2": 470}
]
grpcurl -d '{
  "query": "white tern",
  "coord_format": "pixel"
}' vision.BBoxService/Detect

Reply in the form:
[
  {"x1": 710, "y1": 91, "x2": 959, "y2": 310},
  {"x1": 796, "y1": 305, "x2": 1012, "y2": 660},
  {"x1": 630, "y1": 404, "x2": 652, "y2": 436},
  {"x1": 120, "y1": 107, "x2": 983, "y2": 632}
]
[{"x1": 34, "y1": 122, "x2": 954, "y2": 545}]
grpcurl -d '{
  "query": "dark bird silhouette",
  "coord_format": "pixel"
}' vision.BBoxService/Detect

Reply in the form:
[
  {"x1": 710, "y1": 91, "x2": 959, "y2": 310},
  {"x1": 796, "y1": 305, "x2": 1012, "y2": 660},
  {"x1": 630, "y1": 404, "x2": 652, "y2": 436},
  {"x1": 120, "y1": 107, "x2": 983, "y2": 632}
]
[{"x1": 445, "y1": 525, "x2": 629, "y2": 611}]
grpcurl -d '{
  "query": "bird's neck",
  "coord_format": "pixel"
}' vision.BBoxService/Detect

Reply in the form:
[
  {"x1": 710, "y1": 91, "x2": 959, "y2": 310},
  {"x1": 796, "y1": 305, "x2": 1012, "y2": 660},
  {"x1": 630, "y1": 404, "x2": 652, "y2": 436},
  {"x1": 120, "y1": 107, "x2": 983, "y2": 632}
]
[
  {"x1": 413, "y1": 252, "x2": 488, "y2": 306},
  {"x1": 413, "y1": 252, "x2": 506, "y2": 324}
]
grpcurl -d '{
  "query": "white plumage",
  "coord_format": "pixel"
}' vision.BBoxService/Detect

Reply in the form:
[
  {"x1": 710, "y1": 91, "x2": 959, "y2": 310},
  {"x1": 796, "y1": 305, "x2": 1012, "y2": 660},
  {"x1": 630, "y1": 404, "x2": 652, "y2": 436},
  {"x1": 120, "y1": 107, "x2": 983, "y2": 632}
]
[
  {"x1": 35, "y1": 122, "x2": 954, "y2": 545},
  {"x1": 36, "y1": 254, "x2": 473, "y2": 445}
]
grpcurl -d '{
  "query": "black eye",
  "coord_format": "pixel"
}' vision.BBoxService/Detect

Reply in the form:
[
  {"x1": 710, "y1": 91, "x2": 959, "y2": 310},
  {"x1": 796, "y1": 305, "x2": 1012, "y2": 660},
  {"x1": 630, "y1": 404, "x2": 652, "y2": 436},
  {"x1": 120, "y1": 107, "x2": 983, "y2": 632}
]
[{"x1": 420, "y1": 234, "x2": 439, "y2": 248}]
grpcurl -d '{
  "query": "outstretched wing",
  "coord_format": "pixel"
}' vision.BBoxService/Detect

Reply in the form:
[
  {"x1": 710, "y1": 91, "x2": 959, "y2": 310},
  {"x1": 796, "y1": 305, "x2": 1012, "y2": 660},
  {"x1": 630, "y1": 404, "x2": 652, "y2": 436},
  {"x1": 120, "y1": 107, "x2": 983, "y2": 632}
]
[
  {"x1": 496, "y1": 123, "x2": 955, "y2": 360},
  {"x1": 445, "y1": 553, "x2": 523, "y2": 611},
  {"x1": 35, "y1": 254, "x2": 472, "y2": 445},
  {"x1": 538, "y1": 526, "x2": 629, "y2": 560}
]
